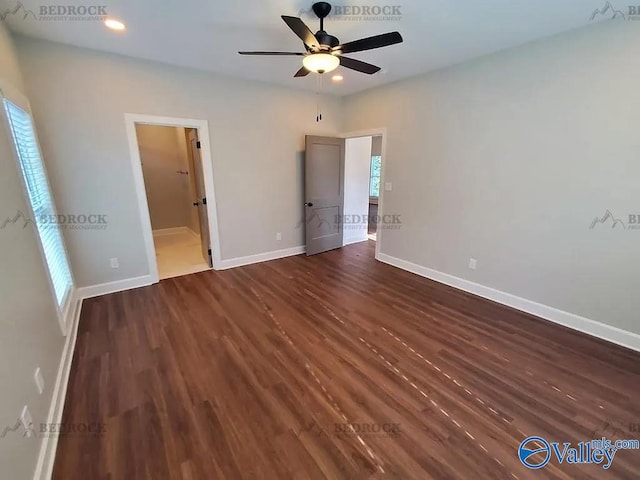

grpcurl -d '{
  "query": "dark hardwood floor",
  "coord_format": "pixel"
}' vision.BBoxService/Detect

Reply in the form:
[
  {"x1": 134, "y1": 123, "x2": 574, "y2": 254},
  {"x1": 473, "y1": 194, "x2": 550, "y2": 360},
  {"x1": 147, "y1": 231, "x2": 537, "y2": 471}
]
[{"x1": 53, "y1": 241, "x2": 640, "y2": 479}]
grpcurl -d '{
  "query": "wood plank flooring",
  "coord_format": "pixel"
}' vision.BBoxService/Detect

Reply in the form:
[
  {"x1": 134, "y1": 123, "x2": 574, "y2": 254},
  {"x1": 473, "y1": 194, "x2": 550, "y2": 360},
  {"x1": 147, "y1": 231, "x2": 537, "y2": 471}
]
[{"x1": 53, "y1": 241, "x2": 640, "y2": 479}]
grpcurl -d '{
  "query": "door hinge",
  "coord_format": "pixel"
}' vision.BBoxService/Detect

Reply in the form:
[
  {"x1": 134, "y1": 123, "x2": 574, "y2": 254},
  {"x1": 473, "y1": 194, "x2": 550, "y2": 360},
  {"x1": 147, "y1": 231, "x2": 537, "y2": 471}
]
[
  {"x1": 202, "y1": 197, "x2": 207, "y2": 205},
  {"x1": 208, "y1": 248, "x2": 212, "y2": 256},
  {"x1": 196, "y1": 141, "x2": 201, "y2": 149}
]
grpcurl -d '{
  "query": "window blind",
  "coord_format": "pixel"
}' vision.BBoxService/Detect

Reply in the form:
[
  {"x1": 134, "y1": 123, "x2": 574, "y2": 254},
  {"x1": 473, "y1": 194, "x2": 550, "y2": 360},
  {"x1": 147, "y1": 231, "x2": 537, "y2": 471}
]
[{"x1": 3, "y1": 98, "x2": 74, "y2": 308}]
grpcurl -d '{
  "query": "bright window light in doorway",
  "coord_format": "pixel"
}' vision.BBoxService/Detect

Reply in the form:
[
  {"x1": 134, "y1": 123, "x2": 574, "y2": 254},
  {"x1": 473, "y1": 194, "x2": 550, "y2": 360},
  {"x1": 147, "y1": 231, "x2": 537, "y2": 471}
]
[{"x1": 370, "y1": 155, "x2": 382, "y2": 197}]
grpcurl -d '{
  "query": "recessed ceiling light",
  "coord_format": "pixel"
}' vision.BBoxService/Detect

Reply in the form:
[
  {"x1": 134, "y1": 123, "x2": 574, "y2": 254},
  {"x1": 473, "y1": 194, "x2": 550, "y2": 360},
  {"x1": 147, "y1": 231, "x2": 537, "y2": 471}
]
[
  {"x1": 104, "y1": 18, "x2": 126, "y2": 31},
  {"x1": 332, "y1": 74, "x2": 344, "y2": 82}
]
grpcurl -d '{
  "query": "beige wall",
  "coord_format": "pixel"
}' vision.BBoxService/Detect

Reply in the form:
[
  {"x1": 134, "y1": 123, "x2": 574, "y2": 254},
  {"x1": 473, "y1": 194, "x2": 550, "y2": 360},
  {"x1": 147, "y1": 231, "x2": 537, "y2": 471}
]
[
  {"x1": 137, "y1": 125, "x2": 193, "y2": 231},
  {"x1": 345, "y1": 20, "x2": 639, "y2": 334},
  {"x1": 0, "y1": 24, "x2": 65, "y2": 480},
  {"x1": 14, "y1": 36, "x2": 344, "y2": 287}
]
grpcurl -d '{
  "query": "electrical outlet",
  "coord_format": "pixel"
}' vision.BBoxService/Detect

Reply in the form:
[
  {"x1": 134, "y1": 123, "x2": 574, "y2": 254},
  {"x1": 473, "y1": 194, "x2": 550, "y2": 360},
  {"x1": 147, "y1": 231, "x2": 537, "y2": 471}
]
[
  {"x1": 110, "y1": 258, "x2": 119, "y2": 269},
  {"x1": 469, "y1": 258, "x2": 477, "y2": 270},
  {"x1": 276, "y1": 232, "x2": 282, "y2": 241},
  {"x1": 34, "y1": 368, "x2": 44, "y2": 394},
  {"x1": 20, "y1": 406, "x2": 34, "y2": 438},
  {"x1": 384, "y1": 182, "x2": 393, "y2": 192}
]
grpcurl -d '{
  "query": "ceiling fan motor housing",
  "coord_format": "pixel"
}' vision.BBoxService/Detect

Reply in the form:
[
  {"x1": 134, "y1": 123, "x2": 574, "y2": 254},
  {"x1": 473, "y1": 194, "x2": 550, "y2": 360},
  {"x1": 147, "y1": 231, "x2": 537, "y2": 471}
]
[
  {"x1": 312, "y1": 2, "x2": 338, "y2": 48},
  {"x1": 315, "y1": 31, "x2": 340, "y2": 49},
  {"x1": 312, "y1": 2, "x2": 332, "y2": 19}
]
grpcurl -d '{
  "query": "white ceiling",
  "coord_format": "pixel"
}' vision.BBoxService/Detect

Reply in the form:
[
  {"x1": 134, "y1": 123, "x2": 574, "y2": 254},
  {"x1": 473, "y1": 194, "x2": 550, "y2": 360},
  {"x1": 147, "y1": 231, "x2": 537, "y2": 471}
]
[{"x1": 1, "y1": 0, "x2": 612, "y2": 95}]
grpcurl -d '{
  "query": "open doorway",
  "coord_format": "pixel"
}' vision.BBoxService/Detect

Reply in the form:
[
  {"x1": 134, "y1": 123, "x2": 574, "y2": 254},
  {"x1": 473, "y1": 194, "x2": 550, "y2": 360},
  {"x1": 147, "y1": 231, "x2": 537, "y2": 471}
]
[
  {"x1": 343, "y1": 134, "x2": 383, "y2": 245},
  {"x1": 302, "y1": 129, "x2": 385, "y2": 259},
  {"x1": 368, "y1": 136, "x2": 382, "y2": 241},
  {"x1": 136, "y1": 124, "x2": 210, "y2": 279},
  {"x1": 125, "y1": 115, "x2": 221, "y2": 282}
]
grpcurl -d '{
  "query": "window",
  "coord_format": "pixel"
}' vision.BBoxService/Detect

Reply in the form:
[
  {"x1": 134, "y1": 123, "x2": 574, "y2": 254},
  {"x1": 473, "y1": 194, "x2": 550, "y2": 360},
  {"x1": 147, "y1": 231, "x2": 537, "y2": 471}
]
[
  {"x1": 3, "y1": 97, "x2": 74, "y2": 311},
  {"x1": 370, "y1": 155, "x2": 382, "y2": 198}
]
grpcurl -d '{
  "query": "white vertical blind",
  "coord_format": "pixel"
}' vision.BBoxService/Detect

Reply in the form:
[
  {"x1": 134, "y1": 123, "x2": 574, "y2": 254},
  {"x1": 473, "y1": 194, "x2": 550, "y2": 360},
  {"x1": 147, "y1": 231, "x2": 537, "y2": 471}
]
[{"x1": 3, "y1": 98, "x2": 74, "y2": 308}]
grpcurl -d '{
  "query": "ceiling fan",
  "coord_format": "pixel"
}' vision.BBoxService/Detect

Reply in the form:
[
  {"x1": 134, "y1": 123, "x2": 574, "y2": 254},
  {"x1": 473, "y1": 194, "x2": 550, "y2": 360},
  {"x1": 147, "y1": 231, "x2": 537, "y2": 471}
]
[{"x1": 238, "y1": 2, "x2": 403, "y2": 77}]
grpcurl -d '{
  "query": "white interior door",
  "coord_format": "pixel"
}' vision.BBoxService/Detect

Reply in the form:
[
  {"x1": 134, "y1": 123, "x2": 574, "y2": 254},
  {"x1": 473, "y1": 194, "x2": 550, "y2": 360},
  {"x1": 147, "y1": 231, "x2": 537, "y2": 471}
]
[{"x1": 188, "y1": 129, "x2": 212, "y2": 267}]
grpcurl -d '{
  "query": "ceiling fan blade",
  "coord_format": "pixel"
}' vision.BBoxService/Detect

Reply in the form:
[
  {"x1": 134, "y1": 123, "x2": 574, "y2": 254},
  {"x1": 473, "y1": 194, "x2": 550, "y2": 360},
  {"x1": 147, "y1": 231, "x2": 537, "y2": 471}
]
[
  {"x1": 339, "y1": 56, "x2": 381, "y2": 75},
  {"x1": 238, "y1": 51, "x2": 304, "y2": 56},
  {"x1": 281, "y1": 16, "x2": 320, "y2": 49},
  {"x1": 294, "y1": 66, "x2": 311, "y2": 78},
  {"x1": 334, "y1": 32, "x2": 403, "y2": 54}
]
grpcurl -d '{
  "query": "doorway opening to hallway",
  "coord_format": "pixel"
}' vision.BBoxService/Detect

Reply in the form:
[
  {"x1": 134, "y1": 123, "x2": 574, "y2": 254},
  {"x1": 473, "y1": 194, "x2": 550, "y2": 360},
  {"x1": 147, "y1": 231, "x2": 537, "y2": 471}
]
[
  {"x1": 125, "y1": 114, "x2": 222, "y2": 282},
  {"x1": 136, "y1": 125, "x2": 210, "y2": 279},
  {"x1": 303, "y1": 130, "x2": 386, "y2": 259}
]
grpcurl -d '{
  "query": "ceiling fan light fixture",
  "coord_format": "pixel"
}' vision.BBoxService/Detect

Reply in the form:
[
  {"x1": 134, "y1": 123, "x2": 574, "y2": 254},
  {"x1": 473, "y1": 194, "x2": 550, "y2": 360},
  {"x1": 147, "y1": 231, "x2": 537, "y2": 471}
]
[{"x1": 303, "y1": 53, "x2": 340, "y2": 74}]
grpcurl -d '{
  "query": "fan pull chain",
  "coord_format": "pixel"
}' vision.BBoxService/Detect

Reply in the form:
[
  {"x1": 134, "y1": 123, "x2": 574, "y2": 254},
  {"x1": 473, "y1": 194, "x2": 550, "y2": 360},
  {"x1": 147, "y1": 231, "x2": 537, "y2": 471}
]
[{"x1": 316, "y1": 74, "x2": 323, "y2": 122}]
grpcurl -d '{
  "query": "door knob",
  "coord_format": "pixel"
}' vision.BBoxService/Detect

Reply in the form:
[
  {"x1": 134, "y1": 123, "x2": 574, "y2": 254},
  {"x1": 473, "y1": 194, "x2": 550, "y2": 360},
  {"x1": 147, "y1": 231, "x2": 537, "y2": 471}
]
[
  {"x1": 304, "y1": 202, "x2": 314, "y2": 207},
  {"x1": 193, "y1": 202, "x2": 200, "y2": 207}
]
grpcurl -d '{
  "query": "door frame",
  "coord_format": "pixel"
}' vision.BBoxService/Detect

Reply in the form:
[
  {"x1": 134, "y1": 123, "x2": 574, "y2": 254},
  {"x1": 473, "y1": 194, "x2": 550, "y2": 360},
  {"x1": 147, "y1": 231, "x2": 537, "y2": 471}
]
[
  {"x1": 339, "y1": 128, "x2": 387, "y2": 261},
  {"x1": 124, "y1": 114, "x2": 222, "y2": 282}
]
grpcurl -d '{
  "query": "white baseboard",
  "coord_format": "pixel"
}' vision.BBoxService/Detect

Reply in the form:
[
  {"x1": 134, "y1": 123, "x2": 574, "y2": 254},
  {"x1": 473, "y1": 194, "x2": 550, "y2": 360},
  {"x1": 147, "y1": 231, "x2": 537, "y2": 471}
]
[
  {"x1": 218, "y1": 246, "x2": 305, "y2": 270},
  {"x1": 33, "y1": 290, "x2": 83, "y2": 480},
  {"x1": 377, "y1": 253, "x2": 640, "y2": 353},
  {"x1": 77, "y1": 275, "x2": 154, "y2": 300},
  {"x1": 33, "y1": 274, "x2": 154, "y2": 478},
  {"x1": 152, "y1": 226, "x2": 194, "y2": 238},
  {"x1": 344, "y1": 235, "x2": 369, "y2": 246}
]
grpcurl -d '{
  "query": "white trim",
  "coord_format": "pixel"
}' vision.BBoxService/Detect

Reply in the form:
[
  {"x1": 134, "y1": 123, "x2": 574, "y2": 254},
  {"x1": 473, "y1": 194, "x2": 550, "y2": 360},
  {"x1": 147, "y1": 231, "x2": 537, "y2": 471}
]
[
  {"x1": 218, "y1": 246, "x2": 305, "y2": 270},
  {"x1": 124, "y1": 114, "x2": 223, "y2": 283},
  {"x1": 186, "y1": 228, "x2": 200, "y2": 240},
  {"x1": 76, "y1": 275, "x2": 154, "y2": 300},
  {"x1": 32, "y1": 290, "x2": 83, "y2": 480},
  {"x1": 344, "y1": 236, "x2": 369, "y2": 246},
  {"x1": 152, "y1": 226, "x2": 196, "y2": 238},
  {"x1": 377, "y1": 253, "x2": 640, "y2": 353},
  {"x1": 339, "y1": 128, "x2": 387, "y2": 263}
]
